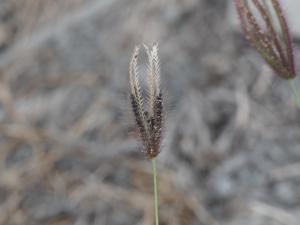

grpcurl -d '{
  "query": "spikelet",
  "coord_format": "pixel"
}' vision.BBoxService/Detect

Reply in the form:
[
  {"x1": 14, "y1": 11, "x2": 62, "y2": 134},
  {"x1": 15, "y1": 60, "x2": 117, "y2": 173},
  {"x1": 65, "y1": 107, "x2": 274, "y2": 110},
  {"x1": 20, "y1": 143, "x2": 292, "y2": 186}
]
[
  {"x1": 235, "y1": 0, "x2": 296, "y2": 79},
  {"x1": 129, "y1": 43, "x2": 163, "y2": 159}
]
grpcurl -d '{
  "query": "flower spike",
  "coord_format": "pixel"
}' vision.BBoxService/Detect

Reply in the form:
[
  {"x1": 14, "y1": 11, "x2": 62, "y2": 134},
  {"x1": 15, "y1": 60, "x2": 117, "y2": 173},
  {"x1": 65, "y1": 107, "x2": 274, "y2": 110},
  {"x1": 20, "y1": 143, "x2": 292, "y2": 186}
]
[
  {"x1": 129, "y1": 43, "x2": 163, "y2": 159},
  {"x1": 235, "y1": 0, "x2": 296, "y2": 79}
]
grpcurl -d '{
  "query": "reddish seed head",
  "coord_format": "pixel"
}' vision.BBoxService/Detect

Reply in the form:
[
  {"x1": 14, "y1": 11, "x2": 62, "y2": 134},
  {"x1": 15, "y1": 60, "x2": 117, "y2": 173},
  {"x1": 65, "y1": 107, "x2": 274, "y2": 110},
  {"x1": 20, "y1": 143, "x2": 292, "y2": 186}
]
[{"x1": 235, "y1": 0, "x2": 296, "y2": 79}]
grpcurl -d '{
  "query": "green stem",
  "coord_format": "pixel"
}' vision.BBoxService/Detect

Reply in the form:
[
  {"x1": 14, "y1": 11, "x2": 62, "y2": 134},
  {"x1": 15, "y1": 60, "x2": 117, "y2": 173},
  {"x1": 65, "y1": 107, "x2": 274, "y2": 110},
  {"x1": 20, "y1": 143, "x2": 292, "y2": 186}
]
[
  {"x1": 288, "y1": 79, "x2": 300, "y2": 111},
  {"x1": 152, "y1": 158, "x2": 159, "y2": 225}
]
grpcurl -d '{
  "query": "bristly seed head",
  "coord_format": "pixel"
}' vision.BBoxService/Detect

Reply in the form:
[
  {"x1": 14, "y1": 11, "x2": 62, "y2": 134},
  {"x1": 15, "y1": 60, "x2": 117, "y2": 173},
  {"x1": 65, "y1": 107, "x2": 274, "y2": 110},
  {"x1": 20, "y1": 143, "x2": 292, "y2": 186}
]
[
  {"x1": 129, "y1": 43, "x2": 163, "y2": 159},
  {"x1": 235, "y1": 0, "x2": 296, "y2": 79}
]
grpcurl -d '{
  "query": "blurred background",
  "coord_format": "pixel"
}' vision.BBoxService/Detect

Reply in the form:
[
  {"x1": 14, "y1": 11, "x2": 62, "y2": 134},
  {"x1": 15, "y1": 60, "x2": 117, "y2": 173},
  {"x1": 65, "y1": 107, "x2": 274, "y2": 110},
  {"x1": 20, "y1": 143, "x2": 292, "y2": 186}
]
[{"x1": 0, "y1": 0, "x2": 300, "y2": 224}]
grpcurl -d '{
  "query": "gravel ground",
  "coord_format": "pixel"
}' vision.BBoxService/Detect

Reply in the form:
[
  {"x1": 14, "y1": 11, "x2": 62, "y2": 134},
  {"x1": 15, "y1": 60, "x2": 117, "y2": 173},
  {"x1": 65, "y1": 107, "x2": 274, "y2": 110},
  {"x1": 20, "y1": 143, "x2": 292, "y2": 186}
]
[{"x1": 0, "y1": 0, "x2": 299, "y2": 225}]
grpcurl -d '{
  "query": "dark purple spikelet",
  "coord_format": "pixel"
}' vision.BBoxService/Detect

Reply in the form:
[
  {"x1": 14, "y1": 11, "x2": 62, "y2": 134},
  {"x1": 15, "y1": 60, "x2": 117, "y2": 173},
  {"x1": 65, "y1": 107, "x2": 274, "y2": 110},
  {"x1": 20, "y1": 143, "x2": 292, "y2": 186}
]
[
  {"x1": 235, "y1": 0, "x2": 296, "y2": 79},
  {"x1": 129, "y1": 43, "x2": 163, "y2": 159}
]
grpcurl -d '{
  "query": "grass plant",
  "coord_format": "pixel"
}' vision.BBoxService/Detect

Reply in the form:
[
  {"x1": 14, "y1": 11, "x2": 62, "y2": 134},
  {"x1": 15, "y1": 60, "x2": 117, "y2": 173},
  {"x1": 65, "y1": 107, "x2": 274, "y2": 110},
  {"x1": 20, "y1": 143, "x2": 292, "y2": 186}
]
[
  {"x1": 129, "y1": 43, "x2": 163, "y2": 225},
  {"x1": 235, "y1": 0, "x2": 300, "y2": 110}
]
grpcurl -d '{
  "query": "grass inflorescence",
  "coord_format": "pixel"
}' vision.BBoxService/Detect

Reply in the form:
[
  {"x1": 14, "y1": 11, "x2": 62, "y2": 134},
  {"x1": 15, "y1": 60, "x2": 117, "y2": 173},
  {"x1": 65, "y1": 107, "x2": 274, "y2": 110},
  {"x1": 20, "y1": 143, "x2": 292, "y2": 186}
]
[
  {"x1": 129, "y1": 43, "x2": 163, "y2": 225},
  {"x1": 235, "y1": 0, "x2": 296, "y2": 79},
  {"x1": 129, "y1": 43, "x2": 163, "y2": 159}
]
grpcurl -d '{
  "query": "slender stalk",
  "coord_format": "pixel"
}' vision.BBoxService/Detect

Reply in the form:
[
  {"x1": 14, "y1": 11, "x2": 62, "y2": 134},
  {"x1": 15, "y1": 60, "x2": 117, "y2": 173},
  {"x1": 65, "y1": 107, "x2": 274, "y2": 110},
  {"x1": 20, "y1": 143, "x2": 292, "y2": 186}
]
[
  {"x1": 152, "y1": 158, "x2": 159, "y2": 225},
  {"x1": 288, "y1": 79, "x2": 300, "y2": 111}
]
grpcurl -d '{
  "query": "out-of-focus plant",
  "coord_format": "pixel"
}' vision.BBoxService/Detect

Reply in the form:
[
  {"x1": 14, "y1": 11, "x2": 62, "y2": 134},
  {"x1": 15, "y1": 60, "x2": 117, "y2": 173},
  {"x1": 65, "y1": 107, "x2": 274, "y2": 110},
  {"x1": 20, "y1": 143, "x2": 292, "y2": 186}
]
[
  {"x1": 129, "y1": 43, "x2": 163, "y2": 225},
  {"x1": 235, "y1": 0, "x2": 300, "y2": 110}
]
